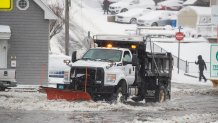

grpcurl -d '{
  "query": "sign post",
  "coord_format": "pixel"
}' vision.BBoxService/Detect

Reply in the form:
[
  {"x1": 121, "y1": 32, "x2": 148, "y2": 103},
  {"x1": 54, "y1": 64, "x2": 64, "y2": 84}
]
[
  {"x1": 210, "y1": 45, "x2": 218, "y2": 87},
  {"x1": 210, "y1": 45, "x2": 218, "y2": 77},
  {"x1": 175, "y1": 26, "x2": 184, "y2": 74}
]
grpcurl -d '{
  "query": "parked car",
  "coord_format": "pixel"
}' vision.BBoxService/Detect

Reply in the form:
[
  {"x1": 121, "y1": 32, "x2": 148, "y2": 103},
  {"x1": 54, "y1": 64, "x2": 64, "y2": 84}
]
[
  {"x1": 137, "y1": 10, "x2": 177, "y2": 27},
  {"x1": 109, "y1": 0, "x2": 155, "y2": 14},
  {"x1": 115, "y1": 8, "x2": 152, "y2": 24},
  {"x1": 157, "y1": 0, "x2": 184, "y2": 11},
  {"x1": 99, "y1": 0, "x2": 121, "y2": 10}
]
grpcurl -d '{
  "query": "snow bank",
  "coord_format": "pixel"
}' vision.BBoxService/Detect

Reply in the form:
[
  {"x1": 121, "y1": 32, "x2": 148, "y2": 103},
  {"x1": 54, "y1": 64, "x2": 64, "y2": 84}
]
[
  {"x1": 132, "y1": 113, "x2": 218, "y2": 123},
  {"x1": 0, "y1": 91, "x2": 163, "y2": 112}
]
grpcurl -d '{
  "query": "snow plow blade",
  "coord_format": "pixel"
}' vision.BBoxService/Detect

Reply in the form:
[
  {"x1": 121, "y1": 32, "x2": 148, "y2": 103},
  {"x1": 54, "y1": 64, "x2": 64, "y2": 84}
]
[{"x1": 41, "y1": 87, "x2": 91, "y2": 101}]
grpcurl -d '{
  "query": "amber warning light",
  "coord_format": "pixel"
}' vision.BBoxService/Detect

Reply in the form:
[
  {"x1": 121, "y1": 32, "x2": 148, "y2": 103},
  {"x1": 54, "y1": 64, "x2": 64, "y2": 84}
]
[
  {"x1": 131, "y1": 44, "x2": 137, "y2": 49},
  {"x1": 106, "y1": 44, "x2": 113, "y2": 48},
  {"x1": 0, "y1": 0, "x2": 13, "y2": 11}
]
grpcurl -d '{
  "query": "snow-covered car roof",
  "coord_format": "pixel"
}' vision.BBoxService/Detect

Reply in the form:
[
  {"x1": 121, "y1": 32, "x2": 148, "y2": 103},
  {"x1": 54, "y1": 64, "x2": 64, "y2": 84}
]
[
  {"x1": 138, "y1": 11, "x2": 176, "y2": 20},
  {"x1": 158, "y1": 0, "x2": 184, "y2": 5},
  {"x1": 109, "y1": 0, "x2": 131, "y2": 7},
  {"x1": 116, "y1": 8, "x2": 151, "y2": 17},
  {"x1": 110, "y1": 0, "x2": 154, "y2": 7}
]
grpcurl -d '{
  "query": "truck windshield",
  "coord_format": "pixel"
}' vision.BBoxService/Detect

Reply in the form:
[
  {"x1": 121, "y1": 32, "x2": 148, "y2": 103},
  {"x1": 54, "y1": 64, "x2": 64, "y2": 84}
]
[{"x1": 82, "y1": 49, "x2": 122, "y2": 62}]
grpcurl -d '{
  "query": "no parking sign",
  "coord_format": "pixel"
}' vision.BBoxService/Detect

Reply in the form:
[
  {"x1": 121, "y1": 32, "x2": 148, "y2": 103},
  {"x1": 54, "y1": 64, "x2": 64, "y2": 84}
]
[{"x1": 210, "y1": 45, "x2": 218, "y2": 77}]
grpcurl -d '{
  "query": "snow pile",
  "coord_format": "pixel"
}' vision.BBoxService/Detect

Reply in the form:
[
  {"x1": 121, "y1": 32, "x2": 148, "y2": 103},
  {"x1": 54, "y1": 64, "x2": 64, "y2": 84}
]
[
  {"x1": 0, "y1": 91, "x2": 163, "y2": 112},
  {"x1": 132, "y1": 113, "x2": 218, "y2": 123},
  {"x1": 172, "y1": 69, "x2": 212, "y2": 86}
]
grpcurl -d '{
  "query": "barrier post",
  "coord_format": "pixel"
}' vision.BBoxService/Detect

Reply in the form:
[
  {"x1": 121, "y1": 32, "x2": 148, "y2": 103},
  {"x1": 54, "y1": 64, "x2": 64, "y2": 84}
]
[{"x1": 40, "y1": 64, "x2": 45, "y2": 86}]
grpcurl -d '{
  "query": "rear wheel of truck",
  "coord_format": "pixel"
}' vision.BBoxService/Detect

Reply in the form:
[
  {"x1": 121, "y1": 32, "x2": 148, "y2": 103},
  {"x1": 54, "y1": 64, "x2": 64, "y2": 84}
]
[{"x1": 156, "y1": 86, "x2": 166, "y2": 103}]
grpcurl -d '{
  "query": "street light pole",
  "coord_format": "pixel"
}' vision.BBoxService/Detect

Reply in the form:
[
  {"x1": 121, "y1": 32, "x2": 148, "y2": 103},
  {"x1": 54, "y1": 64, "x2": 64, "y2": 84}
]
[{"x1": 65, "y1": 0, "x2": 70, "y2": 56}]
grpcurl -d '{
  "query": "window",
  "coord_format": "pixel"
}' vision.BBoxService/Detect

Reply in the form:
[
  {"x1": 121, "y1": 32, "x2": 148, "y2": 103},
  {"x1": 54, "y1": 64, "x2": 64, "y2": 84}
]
[
  {"x1": 123, "y1": 51, "x2": 132, "y2": 62},
  {"x1": 16, "y1": 0, "x2": 29, "y2": 10},
  {"x1": 82, "y1": 49, "x2": 122, "y2": 62}
]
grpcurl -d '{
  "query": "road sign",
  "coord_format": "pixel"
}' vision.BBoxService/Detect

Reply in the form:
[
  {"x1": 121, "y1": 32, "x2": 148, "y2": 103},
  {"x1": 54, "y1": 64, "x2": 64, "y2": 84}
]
[
  {"x1": 212, "y1": 5, "x2": 218, "y2": 26},
  {"x1": 210, "y1": 45, "x2": 218, "y2": 77},
  {"x1": 175, "y1": 32, "x2": 184, "y2": 41},
  {"x1": 0, "y1": 0, "x2": 13, "y2": 11}
]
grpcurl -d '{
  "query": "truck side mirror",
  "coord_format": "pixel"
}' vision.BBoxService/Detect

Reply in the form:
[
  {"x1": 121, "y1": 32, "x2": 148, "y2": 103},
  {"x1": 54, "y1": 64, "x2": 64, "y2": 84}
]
[
  {"x1": 72, "y1": 51, "x2": 77, "y2": 63},
  {"x1": 132, "y1": 54, "x2": 138, "y2": 66}
]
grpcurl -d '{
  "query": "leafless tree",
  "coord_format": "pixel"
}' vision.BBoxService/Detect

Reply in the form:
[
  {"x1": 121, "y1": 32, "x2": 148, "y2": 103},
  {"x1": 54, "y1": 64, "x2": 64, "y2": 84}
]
[{"x1": 49, "y1": 3, "x2": 64, "y2": 39}]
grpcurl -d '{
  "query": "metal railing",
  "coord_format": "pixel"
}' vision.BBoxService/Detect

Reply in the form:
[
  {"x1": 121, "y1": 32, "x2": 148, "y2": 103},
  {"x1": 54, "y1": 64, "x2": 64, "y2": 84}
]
[{"x1": 146, "y1": 41, "x2": 210, "y2": 75}]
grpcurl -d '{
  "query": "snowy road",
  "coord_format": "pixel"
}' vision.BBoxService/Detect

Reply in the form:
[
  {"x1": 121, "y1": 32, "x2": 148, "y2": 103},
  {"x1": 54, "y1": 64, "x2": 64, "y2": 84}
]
[{"x1": 0, "y1": 83, "x2": 218, "y2": 123}]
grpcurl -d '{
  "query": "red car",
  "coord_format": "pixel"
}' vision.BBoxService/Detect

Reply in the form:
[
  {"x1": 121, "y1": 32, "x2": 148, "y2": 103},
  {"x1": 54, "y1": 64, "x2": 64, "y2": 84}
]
[{"x1": 157, "y1": 0, "x2": 184, "y2": 11}]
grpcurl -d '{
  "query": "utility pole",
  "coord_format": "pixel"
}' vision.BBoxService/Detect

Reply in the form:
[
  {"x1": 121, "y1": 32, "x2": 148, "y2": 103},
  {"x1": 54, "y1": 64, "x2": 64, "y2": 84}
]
[{"x1": 65, "y1": 0, "x2": 70, "y2": 56}]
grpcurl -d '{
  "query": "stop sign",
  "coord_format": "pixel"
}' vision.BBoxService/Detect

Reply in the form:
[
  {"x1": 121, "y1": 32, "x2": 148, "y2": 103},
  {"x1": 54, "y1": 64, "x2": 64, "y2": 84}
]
[{"x1": 175, "y1": 32, "x2": 185, "y2": 41}]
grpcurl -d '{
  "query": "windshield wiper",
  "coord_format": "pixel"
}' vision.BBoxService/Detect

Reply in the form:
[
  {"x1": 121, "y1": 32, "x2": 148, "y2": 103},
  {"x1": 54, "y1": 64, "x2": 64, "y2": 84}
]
[
  {"x1": 81, "y1": 58, "x2": 96, "y2": 61},
  {"x1": 97, "y1": 59, "x2": 114, "y2": 62}
]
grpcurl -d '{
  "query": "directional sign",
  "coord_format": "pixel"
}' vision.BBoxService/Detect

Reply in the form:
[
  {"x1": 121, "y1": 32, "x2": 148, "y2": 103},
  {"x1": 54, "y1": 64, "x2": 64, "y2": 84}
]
[
  {"x1": 175, "y1": 32, "x2": 184, "y2": 41},
  {"x1": 0, "y1": 0, "x2": 13, "y2": 11},
  {"x1": 210, "y1": 45, "x2": 218, "y2": 77}
]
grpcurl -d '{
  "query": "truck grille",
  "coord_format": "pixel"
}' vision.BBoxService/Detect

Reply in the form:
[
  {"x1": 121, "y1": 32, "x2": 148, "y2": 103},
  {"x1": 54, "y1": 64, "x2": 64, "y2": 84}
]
[{"x1": 70, "y1": 67, "x2": 104, "y2": 85}]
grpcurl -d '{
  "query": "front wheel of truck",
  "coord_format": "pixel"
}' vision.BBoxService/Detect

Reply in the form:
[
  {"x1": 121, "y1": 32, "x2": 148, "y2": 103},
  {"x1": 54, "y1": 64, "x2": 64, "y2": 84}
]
[{"x1": 109, "y1": 81, "x2": 127, "y2": 103}]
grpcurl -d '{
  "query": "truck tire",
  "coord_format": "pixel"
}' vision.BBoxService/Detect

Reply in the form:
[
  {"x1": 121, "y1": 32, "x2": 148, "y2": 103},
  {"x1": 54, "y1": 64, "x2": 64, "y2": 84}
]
[
  {"x1": 110, "y1": 81, "x2": 127, "y2": 103},
  {"x1": 156, "y1": 86, "x2": 166, "y2": 103},
  {"x1": 0, "y1": 85, "x2": 6, "y2": 91}
]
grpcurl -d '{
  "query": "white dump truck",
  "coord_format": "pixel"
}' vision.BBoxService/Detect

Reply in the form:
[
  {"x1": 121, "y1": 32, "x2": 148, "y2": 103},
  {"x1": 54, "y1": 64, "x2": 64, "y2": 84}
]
[{"x1": 62, "y1": 35, "x2": 173, "y2": 103}]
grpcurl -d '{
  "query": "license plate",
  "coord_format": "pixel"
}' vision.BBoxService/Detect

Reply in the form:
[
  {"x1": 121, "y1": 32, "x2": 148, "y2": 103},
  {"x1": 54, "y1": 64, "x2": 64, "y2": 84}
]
[{"x1": 57, "y1": 85, "x2": 64, "y2": 90}]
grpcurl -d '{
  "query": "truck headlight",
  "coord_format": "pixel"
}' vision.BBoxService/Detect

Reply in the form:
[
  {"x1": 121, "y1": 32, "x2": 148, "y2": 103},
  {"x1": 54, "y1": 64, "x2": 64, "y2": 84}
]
[
  {"x1": 64, "y1": 71, "x2": 69, "y2": 81},
  {"x1": 106, "y1": 74, "x2": 116, "y2": 83}
]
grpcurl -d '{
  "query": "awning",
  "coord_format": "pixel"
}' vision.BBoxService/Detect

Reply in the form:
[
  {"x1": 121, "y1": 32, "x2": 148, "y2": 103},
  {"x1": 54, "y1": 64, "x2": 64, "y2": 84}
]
[{"x1": 0, "y1": 25, "x2": 11, "y2": 40}]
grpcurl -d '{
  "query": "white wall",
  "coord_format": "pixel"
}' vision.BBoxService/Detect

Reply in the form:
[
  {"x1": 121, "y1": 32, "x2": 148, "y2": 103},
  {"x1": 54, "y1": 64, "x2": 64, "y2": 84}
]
[{"x1": 0, "y1": 40, "x2": 7, "y2": 68}]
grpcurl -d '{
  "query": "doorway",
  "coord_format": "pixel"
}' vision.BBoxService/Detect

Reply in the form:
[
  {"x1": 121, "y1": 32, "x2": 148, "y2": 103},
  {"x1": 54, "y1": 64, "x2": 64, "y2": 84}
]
[{"x1": 0, "y1": 40, "x2": 7, "y2": 68}]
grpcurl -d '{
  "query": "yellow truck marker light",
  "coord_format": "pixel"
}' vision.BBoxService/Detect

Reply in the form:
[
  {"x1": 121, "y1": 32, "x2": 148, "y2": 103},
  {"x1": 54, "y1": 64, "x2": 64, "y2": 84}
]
[
  {"x1": 131, "y1": 44, "x2": 137, "y2": 49},
  {"x1": 106, "y1": 44, "x2": 112, "y2": 48},
  {"x1": 0, "y1": 0, "x2": 13, "y2": 11}
]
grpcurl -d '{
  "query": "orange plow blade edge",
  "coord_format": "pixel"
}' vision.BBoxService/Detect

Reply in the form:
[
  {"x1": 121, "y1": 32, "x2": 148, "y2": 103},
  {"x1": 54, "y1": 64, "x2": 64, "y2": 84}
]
[{"x1": 41, "y1": 87, "x2": 91, "y2": 101}]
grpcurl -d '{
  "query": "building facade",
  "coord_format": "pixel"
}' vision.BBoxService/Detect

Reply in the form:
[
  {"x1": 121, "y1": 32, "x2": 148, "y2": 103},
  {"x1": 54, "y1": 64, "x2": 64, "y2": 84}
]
[{"x1": 0, "y1": 0, "x2": 56, "y2": 85}]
